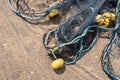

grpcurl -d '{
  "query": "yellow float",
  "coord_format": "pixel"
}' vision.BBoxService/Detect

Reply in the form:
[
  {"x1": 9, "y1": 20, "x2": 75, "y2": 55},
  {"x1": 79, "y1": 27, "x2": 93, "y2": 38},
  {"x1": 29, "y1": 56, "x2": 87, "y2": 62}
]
[
  {"x1": 75, "y1": 26, "x2": 79, "y2": 31},
  {"x1": 48, "y1": 43, "x2": 57, "y2": 52},
  {"x1": 51, "y1": 58, "x2": 64, "y2": 69},
  {"x1": 95, "y1": 14, "x2": 110, "y2": 27},
  {"x1": 48, "y1": 9, "x2": 59, "y2": 18},
  {"x1": 102, "y1": 12, "x2": 115, "y2": 21},
  {"x1": 48, "y1": 44, "x2": 56, "y2": 49},
  {"x1": 96, "y1": 14, "x2": 104, "y2": 25}
]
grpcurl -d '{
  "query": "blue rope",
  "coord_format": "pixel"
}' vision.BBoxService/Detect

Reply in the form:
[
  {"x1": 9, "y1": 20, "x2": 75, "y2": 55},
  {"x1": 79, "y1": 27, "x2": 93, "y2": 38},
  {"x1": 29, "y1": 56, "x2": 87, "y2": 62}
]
[
  {"x1": 101, "y1": 0, "x2": 120, "y2": 79},
  {"x1": 43, "y1": 0, "x2": 120, "y2": 79},
  {"x1": 7, "y1": 0, "x2": 120, "y2": 79},
  {"x1": 7, "y1": 0, "x2": 74, "y2": 20},
  {"x1": 102, "y1": 32, "x2": 120, "y2": 80}
]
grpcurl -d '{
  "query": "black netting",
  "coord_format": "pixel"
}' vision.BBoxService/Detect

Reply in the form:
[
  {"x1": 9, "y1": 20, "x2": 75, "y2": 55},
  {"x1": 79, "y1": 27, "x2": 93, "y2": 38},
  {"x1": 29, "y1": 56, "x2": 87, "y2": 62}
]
[{"x1": 56, "y1": 0, "x2": 105, "y2": 44}]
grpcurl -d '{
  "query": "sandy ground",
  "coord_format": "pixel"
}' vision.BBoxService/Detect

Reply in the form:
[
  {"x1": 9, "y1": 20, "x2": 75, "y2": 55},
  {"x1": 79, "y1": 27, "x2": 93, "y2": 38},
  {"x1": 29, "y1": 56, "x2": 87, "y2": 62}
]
[{"x1": 0, "y1": 0, "x2": 119, "y2": 80}]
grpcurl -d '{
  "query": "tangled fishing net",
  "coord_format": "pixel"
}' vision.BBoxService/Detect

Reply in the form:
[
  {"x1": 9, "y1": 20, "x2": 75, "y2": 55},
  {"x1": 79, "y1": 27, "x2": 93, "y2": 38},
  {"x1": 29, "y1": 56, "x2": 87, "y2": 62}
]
[
  {"x1": 7, "y1": 0, "x2": 77, "y2": 21},
  {"x1": 8, "y1": 0, "x2": 120, "y2": 79},
  {"x1": 43, "y1": 0, "x2": 120, "y2": 79}
]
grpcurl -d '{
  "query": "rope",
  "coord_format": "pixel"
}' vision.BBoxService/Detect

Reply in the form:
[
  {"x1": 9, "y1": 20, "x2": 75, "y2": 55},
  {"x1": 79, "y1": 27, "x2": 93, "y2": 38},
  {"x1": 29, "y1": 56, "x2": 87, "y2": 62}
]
[
  {"x1": 7, "y1": 0, "x2": 74, "y2": 20},
  {"x1": 43, "y1": 0, "x2": 120, "y2": 79},
  {"x1": 7, "y1": 0, "x2": 120, "y2": 79},
  {"x1": 101, "y1": 0, "x2": 120, "y2": 79}
]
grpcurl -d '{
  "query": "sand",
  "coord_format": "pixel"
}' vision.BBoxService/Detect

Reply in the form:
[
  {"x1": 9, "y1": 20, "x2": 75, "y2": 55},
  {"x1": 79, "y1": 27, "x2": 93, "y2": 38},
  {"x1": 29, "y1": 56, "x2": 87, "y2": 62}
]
[{"x1": 0, "y1": 0, "x2": 119, "y2": 80}]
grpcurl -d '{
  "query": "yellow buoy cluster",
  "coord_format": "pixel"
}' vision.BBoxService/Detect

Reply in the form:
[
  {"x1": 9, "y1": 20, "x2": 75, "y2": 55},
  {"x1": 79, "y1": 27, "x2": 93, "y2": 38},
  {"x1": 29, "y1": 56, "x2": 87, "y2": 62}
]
[
  {"x1": 103, "y1": 12, "x2": 115, "y2": 21},
  {"x1": 51, "y1": 58, "x2": 64, "y2": 69},
  {"x1": 95, "y1": 12, "x2": 115, "y2": 27},
  {"x1": 48, "y1": 9, "x2": 59, "y2": 18}
]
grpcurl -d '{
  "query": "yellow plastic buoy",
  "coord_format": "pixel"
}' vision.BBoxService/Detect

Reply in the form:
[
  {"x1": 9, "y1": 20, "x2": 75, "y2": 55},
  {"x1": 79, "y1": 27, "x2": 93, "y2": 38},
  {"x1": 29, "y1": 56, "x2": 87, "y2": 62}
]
[
  {"x1": 75, "y1": 26, "x2": 79, "y2": 31},
  {"x1": 48, "y1": 43, "x2": 59, "y2": 52},
  {"x1": 95, "y1": 14, "x2": 110, "y2": 27},
  {"x1": 96, "y1": 14, "x2": 105, "y2": 25},
  {"x1": 48, "y1": 48, "x2": 58, "y2": 52},
  {"x1": 48, "y1": 44, "x2": 56, "y2": 49},
  {"x1": 48, "y1": 49, "x2": 53, "y2": 52},
  {"x1": 103, "y1": 18, "x2": 110, "y2": 27},
  {"x1": 102, "y1": 12, "x2": 115, "y2": 21},
  {"x1": 51, "y1": 58, "x2": 64, "y2": 69},
  {"x1": 48, "y1": 9, "x2": 59, "y2": 18}
]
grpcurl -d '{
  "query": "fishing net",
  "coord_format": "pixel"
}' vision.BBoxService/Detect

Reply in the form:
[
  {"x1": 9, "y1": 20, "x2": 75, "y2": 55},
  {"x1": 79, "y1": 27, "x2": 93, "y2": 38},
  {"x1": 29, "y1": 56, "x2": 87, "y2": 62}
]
[
  {"x1": 101, "y1": 1, "x2": 120, "y2": 79},
  {"x1": 43, "y1": 0, "x2": 106, "y2": 63},
  {"x1": 7, "y1": 0, "x2": 75, "y2": 21},
  {"x1": 7, "y1": 0, "x2": 120, "y2": 79},
  {"x1": 43, "y1": 0, "x2": 120, "y2": 79},
  {"x1": 56, "y1": 0, "x2": 105, "y2": 43}
]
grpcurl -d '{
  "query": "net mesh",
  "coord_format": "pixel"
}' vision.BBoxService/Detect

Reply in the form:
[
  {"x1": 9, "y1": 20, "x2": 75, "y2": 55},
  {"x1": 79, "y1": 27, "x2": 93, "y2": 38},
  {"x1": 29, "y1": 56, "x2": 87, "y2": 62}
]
[
  {"x1": 8, "y1": 0, "x2": 120, "y2": 79},
  {"x1": 43, "y1": 27, "x2": 98, "y2": 63},
  {"x1": 7, "y1": 0, "x2": 75, "y2": 21},
  {"x1": 56, "y1": 0, "x2": 105, "y2": 43},
  {"x1": 43, "y1": 0, "x2": 120, "y2": 79}
]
